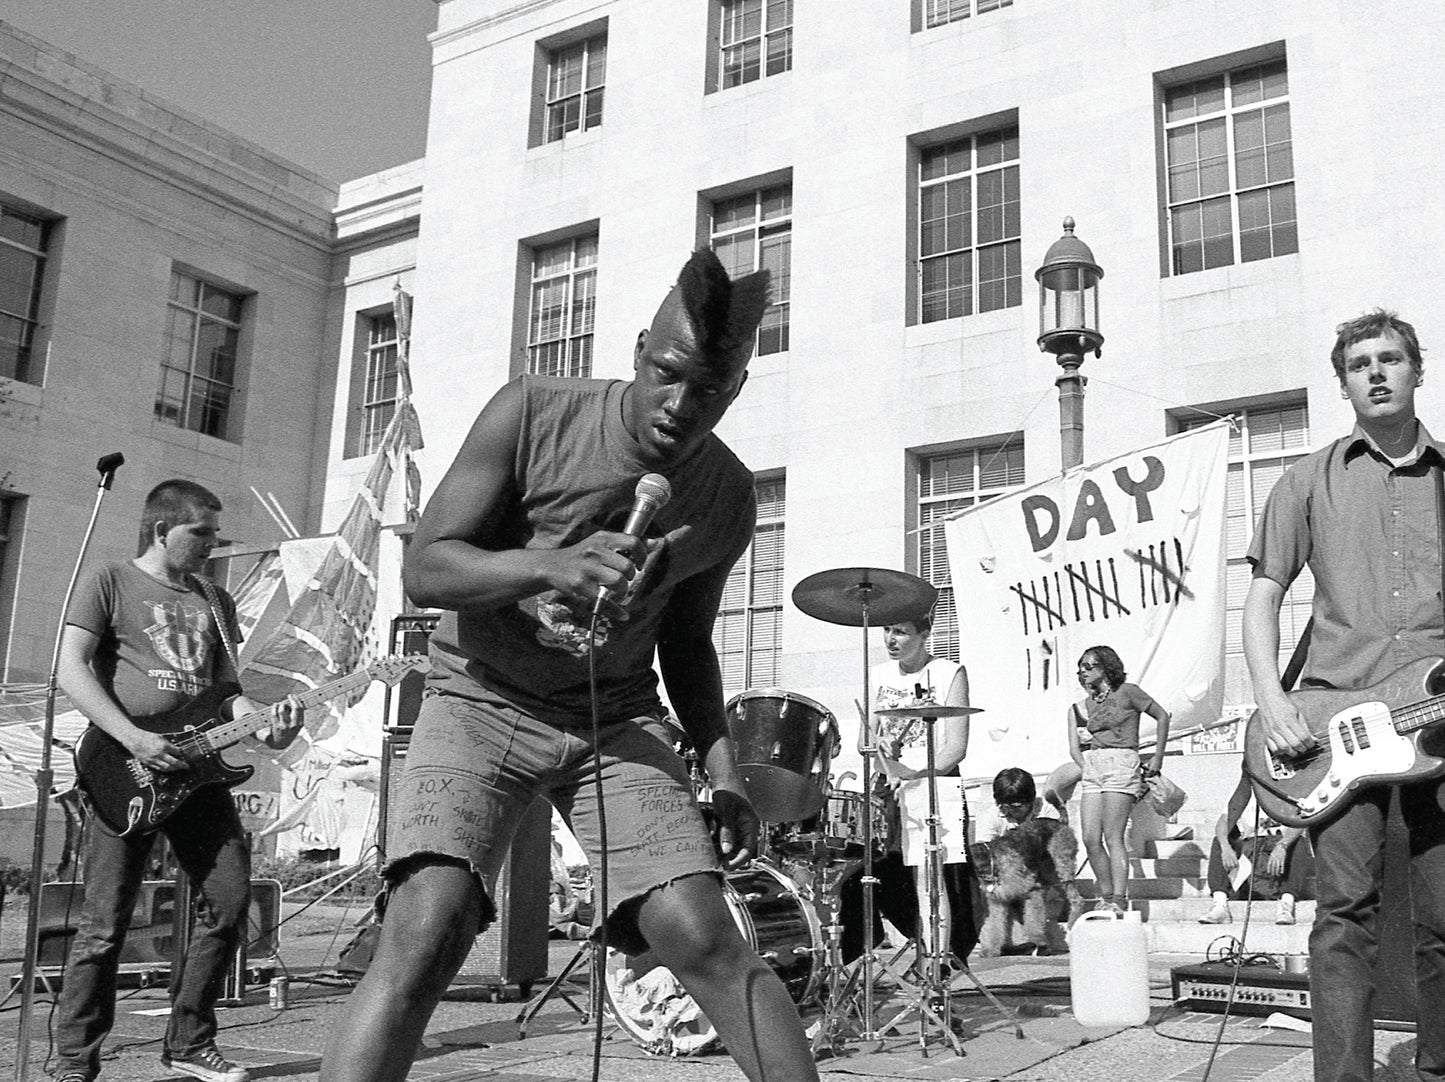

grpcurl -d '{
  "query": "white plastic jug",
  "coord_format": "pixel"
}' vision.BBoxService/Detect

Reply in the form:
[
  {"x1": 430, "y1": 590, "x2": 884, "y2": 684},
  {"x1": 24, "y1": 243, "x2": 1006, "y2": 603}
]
[{"x1": 1068, "y1": 908, "x2": 1150, "y2": 1027}]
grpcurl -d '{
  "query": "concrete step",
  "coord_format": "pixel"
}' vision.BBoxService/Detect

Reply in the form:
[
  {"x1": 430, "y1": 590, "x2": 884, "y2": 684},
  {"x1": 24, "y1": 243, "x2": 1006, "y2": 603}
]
[
  {"x1": 1147, "y1": 838, "x2": 1209, "y2": 861},
  {"x1": 1148, "y1": 912, "x2": 1311, "y2": 956},
  {"x1": 1076, "y1": 875, "x2": 1208, "y2": 900},
  {"x1": 1146, "y1": 898, "x2": 1316, "y2": 924},
  {"x1": 1074, "y1": 856, "x2": 1206, "y2": 881}
]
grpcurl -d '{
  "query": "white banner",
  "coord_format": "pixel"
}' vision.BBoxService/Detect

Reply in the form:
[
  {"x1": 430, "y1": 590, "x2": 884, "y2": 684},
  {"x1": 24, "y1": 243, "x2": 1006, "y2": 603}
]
[{"x1": 942, "y1": 422, "x2": 1230, "y2": 783}]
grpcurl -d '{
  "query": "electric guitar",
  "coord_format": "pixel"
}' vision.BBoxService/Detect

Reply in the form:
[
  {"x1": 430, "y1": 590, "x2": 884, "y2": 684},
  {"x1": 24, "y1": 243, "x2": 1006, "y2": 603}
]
[
  {"x1": 75, "y1": 654, "x2": 428, "y2": 836},
  {"x1": 1242, "y1": 655, "x2": 1445, "y2": 828}
]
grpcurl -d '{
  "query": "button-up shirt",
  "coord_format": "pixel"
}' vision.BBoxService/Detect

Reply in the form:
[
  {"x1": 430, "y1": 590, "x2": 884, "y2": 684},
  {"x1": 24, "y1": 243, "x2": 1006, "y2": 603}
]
[{"x1": 1247, "y1": 422, "x2": 1445, "y2": 690}]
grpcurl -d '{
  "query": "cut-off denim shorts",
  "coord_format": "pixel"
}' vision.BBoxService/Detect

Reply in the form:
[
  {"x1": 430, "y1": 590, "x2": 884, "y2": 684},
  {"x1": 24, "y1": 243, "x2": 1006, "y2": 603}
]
[
  {"x1": 1080, "y1": 745, "x2": 1145, "y2": 797},
  {"x1": 381, "y1": 689, "x2": 721, "y2": 954}
]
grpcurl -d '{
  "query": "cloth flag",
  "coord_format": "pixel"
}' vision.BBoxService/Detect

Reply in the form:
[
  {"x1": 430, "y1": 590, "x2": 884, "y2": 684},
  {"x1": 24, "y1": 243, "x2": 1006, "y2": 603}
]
[
  {"x1": 941, "y1": 421, "x2": 1231, "y2": 781},
  {"x1": 238, "y1": 285, "x2": 423, "y2": 738}
]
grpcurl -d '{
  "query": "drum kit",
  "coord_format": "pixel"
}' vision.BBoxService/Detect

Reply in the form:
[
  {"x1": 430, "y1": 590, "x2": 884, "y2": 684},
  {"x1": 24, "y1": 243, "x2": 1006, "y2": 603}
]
[{"x1": 595, "y1": 567, "x2": 1020, "y2": 1058}]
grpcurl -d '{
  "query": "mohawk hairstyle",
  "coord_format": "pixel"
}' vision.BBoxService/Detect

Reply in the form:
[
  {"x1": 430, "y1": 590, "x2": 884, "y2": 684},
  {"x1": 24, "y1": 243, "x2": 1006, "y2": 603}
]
[{"x1": 675, "y1": 247, "x2": 771, "y2": 361}]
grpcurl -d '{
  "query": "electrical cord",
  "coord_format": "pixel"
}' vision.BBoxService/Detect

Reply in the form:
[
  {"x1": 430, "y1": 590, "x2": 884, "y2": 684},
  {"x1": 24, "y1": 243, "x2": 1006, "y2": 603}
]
[
  {"x1": 586, "y1": 607, "x2": 609, "y2": 1082},
  {"x1": 1169, "y1": 802, "x2": 1286, "y2": 1082}
]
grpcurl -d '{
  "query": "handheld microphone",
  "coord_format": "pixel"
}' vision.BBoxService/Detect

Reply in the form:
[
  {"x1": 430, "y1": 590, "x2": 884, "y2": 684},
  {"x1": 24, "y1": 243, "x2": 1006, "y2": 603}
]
[{"x1": 594, "y1": 473, "x2": 671, "y2": 613}]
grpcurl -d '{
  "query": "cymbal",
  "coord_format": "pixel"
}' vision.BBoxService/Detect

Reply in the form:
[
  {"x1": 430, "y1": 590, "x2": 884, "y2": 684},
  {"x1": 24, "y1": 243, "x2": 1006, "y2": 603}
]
[
  {"x1": 791, "y1": 567, "x2": 937, "y2": 627},
  {"x1": 874, "y1": 704, "x2": 984, "y2": 718}
]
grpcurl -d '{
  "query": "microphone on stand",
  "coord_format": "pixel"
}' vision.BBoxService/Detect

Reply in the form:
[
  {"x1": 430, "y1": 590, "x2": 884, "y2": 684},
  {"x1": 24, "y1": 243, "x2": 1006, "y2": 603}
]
[
  {"x1": 594, "y1": 473, "x2": 671, "y2": 614},
  {"x1": 96, "y1": 452, "x2": 125, "y2": 489}
]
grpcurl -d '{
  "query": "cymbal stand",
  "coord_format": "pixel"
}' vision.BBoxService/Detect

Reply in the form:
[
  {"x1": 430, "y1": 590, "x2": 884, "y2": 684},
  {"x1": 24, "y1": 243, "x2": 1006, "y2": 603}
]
[
  {"x1": 853, "y1": 586, "x2": 886, "y2": 1047},
  {"x1": 882, "y1": 712, "x2": 965, "y2": 1055},
  {"x1": 884, "y1": 714, "x2": 1023, "y2": 1051}
]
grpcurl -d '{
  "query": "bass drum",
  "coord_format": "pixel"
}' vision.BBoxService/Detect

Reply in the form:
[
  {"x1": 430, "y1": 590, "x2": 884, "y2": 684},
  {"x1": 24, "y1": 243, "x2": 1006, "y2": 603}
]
[{"x1": 603, "y1": 862, "x2": 821, "y2": 1056}]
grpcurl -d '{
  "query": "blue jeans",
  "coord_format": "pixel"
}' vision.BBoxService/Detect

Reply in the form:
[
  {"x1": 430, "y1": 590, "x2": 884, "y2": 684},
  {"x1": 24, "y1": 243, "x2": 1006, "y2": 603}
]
[
  {"x1": 1309, "y1": 781, "x2": 1445, "y2": 1082},
  {"x1": 55, "y1": 785, "x2": 251, "y2": 1079},
  {"x1": 1206, "y1": 829, "x2": 1316, "y2": 900}
]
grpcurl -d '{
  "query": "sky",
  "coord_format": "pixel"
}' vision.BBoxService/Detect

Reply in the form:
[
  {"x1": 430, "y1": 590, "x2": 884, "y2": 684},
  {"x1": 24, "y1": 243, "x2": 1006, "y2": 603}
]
[{"x1": 0, "y1": 0, "x2": 436, "y2": 184}]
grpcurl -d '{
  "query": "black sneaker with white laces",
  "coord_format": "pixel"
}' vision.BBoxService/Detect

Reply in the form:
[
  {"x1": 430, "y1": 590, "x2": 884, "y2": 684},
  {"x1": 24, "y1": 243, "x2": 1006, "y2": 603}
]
[
  {"x1": 160, "y1": 1045, "x2": 250, "y2": 1082},
  {"x1": 53, "y1": 1072, "x2": 91, "y2": 1082}
]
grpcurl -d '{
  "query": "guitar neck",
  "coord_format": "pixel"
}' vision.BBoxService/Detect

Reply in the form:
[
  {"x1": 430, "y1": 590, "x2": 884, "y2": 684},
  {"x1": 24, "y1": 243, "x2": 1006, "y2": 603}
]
[
  {"x1": 1393, "y1": 692, "x2": 1445, "y2": 737},
  {"x1": 203, "y1": 668, "x2": 377, "y2": 749}
]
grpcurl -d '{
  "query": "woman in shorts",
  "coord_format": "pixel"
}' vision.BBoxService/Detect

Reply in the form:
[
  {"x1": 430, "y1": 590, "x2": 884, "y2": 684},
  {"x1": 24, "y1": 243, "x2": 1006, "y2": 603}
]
[{"x1": 1067, "y1": 645, "x2": 1170, "y2": 913}]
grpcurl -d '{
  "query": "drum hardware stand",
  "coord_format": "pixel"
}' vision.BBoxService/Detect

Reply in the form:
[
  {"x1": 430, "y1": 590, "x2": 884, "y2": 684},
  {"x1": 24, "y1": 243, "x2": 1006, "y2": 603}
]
[
  {"x1": 881, "y1": 710, "x2": 1022, "y2": 1053},
  {"x1": 789, "y1": 567, "x2": 942, "y2": 1054},
  {"x1": 515, "y1": 937, "x2": 606, "y2": 1039},
  {"x1": 806, "y1": 858, "x2": 869, "y2": 1057}
]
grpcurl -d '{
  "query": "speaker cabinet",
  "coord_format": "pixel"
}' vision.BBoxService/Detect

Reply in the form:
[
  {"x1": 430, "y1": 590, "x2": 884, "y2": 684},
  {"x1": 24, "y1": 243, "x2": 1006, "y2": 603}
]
[
  {"x1": 452, "y1": 794, "x2": 550, "y2": 994},
  {"x1": 386, "y1": 612, "x2": 438, "y2": 731},
  {"x1": 377, "y1": 726, "x2": 413, "y2": 864},
  {"x1": 35, "y1": 877, "x2": 282, "y2": 997},
  {"x1": 377, "y1": 721, "x2": 550, "y2": 995}
]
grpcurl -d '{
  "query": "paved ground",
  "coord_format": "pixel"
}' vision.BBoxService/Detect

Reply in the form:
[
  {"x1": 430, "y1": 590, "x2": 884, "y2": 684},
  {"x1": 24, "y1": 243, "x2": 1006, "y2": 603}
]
[{"x1": 0, "y1": 900, "x2": 1423, "y2": 1081}]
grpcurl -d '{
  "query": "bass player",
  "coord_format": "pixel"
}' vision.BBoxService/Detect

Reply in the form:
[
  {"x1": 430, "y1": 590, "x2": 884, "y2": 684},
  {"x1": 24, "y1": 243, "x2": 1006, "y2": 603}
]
[
  {"x1": 53, "y1": 479, "x2": 303, "y2": 1082},
  {"x1": 1243, "y1": 310, "x2": 1445, "y2": 1082}
]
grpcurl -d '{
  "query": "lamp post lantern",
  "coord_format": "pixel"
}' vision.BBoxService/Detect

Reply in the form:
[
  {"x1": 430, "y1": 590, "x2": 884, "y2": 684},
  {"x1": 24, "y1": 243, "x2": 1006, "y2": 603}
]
[{"x1": 1036, "y1": 217, "x2": 1104, "y2": 469}]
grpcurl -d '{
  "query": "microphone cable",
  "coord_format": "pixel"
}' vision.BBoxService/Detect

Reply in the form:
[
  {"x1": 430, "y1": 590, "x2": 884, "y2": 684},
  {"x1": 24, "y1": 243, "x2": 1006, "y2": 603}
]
[
  {"x1": 584, "y1": 607, "x2": 610, "y2": 1082},
  {"x1": 1189, "y1": 802, "x2": 1265, "y2": 1082}
]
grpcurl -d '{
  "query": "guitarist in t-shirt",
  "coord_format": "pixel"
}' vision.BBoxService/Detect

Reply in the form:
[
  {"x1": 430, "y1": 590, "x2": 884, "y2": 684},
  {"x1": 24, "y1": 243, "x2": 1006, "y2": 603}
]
[
  {"x1": 53, "y1": 479, "x2": 302, "y2": 1082},
  {"x1": 1242, "y1": 310, "x2": 1445, "y2": 1082}
]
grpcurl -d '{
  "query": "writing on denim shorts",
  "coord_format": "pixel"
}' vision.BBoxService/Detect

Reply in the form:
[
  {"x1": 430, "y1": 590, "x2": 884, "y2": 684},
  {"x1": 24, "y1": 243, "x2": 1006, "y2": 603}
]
[{"x1": 632, "y1": 782, "x2": 708, "y2": 859}]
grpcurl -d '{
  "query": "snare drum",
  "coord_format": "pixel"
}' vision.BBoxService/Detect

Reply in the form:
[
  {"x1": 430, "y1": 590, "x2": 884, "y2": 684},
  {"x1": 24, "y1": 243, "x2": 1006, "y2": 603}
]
[
  {"x1": 726, "y1": 689, "x2": 838, "y2": 823},
  {"x1": 603, "y1": 862, "x2": 821, "y2": 1055}
]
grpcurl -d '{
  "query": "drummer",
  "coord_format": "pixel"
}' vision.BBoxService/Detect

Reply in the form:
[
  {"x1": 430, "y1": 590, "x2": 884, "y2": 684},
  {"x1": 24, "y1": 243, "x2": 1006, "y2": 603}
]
[{"x1": 869, "y1": 610, "x2": 981, "y2": 967}]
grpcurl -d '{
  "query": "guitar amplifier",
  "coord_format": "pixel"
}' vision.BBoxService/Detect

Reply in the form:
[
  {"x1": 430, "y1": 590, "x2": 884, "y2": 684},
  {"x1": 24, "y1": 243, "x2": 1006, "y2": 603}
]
[
  {"x1": 1171, "y1": 962, "x2": 1311, "y2": 1018},
  {"x1": 385, "y1": 613, "x2": 438, "y2": 732}
]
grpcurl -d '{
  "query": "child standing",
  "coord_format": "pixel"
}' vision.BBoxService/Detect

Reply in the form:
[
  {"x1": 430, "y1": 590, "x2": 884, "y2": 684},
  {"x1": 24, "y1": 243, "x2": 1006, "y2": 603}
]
[{"x1": 1068, "y1": 645, "x2": 1170, "y2": 913}]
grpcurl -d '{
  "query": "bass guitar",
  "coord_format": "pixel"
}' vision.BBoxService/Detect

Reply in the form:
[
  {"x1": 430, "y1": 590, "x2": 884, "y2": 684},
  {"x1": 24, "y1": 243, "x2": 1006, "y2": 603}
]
[
  {"x1": 75, "y1": 654, "x2": 428, "y2": 836},
  {"x1": 1242, "y1": 655, "x2": 1445, "y2": 828}
]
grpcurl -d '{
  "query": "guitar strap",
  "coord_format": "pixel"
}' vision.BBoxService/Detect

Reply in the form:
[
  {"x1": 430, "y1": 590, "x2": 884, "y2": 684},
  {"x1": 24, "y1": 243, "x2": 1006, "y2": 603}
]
[
  {"x1": 191, "y1": 575, "x2": 241, "y2": 677},
  {"x1": 1436, "y1": 459, "x2": 1445, "y2": 637},
  {"x1": 1279, "y1": 618, "x2": 1312, "y2": 694}
]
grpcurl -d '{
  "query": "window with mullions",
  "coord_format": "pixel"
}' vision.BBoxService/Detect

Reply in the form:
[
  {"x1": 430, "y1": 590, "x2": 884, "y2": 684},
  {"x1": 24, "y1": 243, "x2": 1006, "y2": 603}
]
[
  {"x1": 918, "y1": 127, "x2": 1021, "y2": 323},
  {"x1": 915, "y1": 440, "x2": 1025, "y2": 661},
  {"x1": 714, "y1": 477, "x2": 785, "y2": 698},
  {"x1": 0, "y1": 202, "x2": 52, "y2": 384},
  {"x1": 923, "y1": 0, "x2": 1013, "y2": 28},
  {"x1": 719, "y1": 0, "x2": 792, "y2": 90},
  {"x1": 710, "y1": 185, "x2": 791, "y2": 356},
  {"x1": 527, "y1": 236, "x2": 597, "y2": 378},
  {"x1": 1164, "y1": 58, "x2": 1297, "y2": 276},
  {"x1": 545, "y1": 34, "x2": 606, "y2": 142},
  {"x1": 155, "y1": 271, "x2": 244, "y2": 439},
  {"x1": 360, "y1": 313, "x2": 399, "y2": 457},
  {"x1": 1181, "y1": 403, "x2": 1312, "y2": 703}
]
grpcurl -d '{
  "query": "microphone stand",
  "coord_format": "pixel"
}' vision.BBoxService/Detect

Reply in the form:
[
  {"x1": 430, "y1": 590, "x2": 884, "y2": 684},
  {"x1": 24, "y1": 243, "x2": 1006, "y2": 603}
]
[{"x1": 14, "y1": 452, "x2": 124, "y2": 1082}]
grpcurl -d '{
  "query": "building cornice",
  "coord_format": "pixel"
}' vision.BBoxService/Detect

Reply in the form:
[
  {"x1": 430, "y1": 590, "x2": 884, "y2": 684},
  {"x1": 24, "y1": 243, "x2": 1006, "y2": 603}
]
[
  {"x1": 335, "y1": 185, "x2": 424, "y2": 243},
  {"x1": 432, "y1": 0, "x2": 615, "y2": 55},
  {"x1": 0, "y1": 21, "x2": 339, "y2": 250}
]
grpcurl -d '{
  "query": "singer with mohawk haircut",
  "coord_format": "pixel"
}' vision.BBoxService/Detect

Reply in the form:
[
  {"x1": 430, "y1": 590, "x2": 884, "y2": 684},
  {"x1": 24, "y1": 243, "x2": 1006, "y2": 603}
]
[{"x1": 322, "y1": 250, "x2": 820, "y2": 1082}]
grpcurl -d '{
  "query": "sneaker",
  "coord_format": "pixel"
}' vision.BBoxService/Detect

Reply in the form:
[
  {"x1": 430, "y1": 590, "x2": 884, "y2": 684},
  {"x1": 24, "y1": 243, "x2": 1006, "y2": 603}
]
[
  {"x1": 1092, "y1": 899, "x2": 1122, "y2": 914},
  {"x1": 1198, "y1": 901, "x2": 1232, "y2": 924},
  {"x1": 54, "y1": 1072, "x2": 91, "y2": 1082},
  {"x1": 1276, "y1": 897, "x2": 1297, "y2": 925},
  {"x1": 161, "y1": 1046, "x2": 250, "y2": 1082}
]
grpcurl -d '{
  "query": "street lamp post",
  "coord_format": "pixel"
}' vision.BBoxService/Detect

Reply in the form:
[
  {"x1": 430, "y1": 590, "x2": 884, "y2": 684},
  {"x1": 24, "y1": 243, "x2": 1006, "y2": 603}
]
[{"x1": 1036, "y1": 217, "x2": 1104, "y2": 470}]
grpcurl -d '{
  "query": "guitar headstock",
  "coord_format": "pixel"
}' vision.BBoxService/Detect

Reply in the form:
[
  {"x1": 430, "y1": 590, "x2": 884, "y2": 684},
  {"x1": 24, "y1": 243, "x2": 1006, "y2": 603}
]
[{"x1": 369, "y1": 654, "x2": 431, "y2": 687}]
